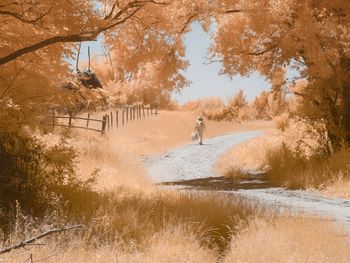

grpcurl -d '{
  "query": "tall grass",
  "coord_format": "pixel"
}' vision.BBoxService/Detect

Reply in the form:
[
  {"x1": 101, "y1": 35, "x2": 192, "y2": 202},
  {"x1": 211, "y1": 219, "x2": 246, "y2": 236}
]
[
  {"x1": 4, "y1": 214, "x2": 349, "y2": 263},
  {"x1": 264, "y1": 143, "x2": 350, "y2": 189},
  {"x1": 63, "y1": 189, "x2": 257, "y2": 250},
  {"x1": 224, "y1": 216, "x2": 350, "y2": 263},
  {"x1": 2, "y1": 111, "x2": 349, "y2": 262},
  {"x1": 1, "y1": 189, "x2": 257, "y2": 262}
]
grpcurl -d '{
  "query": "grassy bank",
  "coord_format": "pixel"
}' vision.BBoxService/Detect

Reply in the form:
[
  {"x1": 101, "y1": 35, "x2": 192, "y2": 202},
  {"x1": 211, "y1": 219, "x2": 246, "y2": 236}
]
[{"x1": 2, "y1": 113, "x2": 349, "y2": 262}]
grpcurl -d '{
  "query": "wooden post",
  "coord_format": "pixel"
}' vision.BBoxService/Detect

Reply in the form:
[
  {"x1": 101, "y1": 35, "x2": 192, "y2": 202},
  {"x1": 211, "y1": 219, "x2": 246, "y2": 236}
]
[
  {"x1": 68, "y1": 114, "x2": 72, "y2": 126},
  {"x1": 155, "y1": 107, "x2": 158, "y2": 115},
  {"x1": 52, "y1": 111, "x2": 55, "y2": 128},
  {"x1": 86, "y1": 113, "x2": 90, "y2": 130},
  {"x1": 139, "y1": 105, "x2": 141, "y2": 118},
  {"x1": 150, "y1": 107, "x2": 153, "y2": 115},
  {"x1": 122, "y1": 109, "x2": 125, "y2": 126},
  {"x1": 142, "y1": 105, "x2": 145, "y2": 118},
  {"x1": 126, "y1": 107, "x2": 129, "y2": 122},
  {"x1": 116, "y1": 110, "x2": 119, "y2": 127},
  {"x1": 102, "y1": 115, "x2": 107, "y2": 134},
  {"x1": 147, "y1": 107, "x2": 149, "y2": 117},
  {"x1": 107, "y1": 114, "x2": 110, "y2": 131},
  {"x1": 110, "y1": 111, "x2": 113, "y2": 128},
  {"x1": 133, "y1": 106, "x2": 136, "y2": 120}
]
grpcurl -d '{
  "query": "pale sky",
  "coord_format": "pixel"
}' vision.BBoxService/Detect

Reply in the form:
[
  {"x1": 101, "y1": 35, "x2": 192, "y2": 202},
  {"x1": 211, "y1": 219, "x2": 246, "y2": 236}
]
[
  {"x1": 172, "y1": 23, "x2": 270, "y2": 104},
  {"x1": 77, "y1": 23, "x2": 271, "y2": 104}
]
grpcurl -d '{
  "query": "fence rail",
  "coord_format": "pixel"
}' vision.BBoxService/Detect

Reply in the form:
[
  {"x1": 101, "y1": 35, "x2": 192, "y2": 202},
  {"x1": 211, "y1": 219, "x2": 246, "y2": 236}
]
[{"x1": 53, "y1": 105, "x2": 159, "y2": 134}]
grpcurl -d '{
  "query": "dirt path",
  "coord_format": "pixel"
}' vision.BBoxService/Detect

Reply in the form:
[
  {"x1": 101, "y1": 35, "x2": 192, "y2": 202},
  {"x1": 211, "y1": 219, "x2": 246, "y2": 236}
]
[
  {"x1": 144, "y1": 131, "x2": 350, "y2": 229},
  {"x1": 144, "y1": 131, "x2": 262, "y2": 183}
]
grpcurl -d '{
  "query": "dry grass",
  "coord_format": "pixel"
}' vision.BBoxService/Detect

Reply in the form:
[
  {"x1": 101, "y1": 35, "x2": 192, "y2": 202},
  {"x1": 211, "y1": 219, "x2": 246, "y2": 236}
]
[
  {"x1": 264, "y1": 145, "x2": 350, "y2": 189},
  {"x1": 3, "y1": 215, "x2": 349, "y2": 263},
  {"x1": 2, "y1": 190, "x2": 256, "y2": 262},
  {"x1": 4, "y1": 111, "x2": 350, "y2": 262},
  {"x1": 216, "y1": 118, "x2": 319, "y2": 178},
  {"x1": 216, "y1": 117, "x2": 350, "y2": 191},
  {"x1": 70, "y1": 111, "x2": 271, "y2": 191},
  {"x1": 215, "y1": 132, "x2": 278, "y2": 176},
  {"x1": 72, "y1": 132, "x2": 154, "y2": 192},
  {"x1": 100, "y1": 110, "x2": 273, "y2": 156},
  {"x1": 2, "y1": 226, "x2": 217, "y2": 263},
  {"x1": 224, "y1": 216, "x2": 350, "y2": 263},
  {"x1": 216, "y1": 119, "x2": 334, "y2": 188},
  {"x1": 321, "y1": 176, "x2": 350, "y2": 199},
  {"x1": 71, "y1": 111, "x2": 273, "y2": 191}
]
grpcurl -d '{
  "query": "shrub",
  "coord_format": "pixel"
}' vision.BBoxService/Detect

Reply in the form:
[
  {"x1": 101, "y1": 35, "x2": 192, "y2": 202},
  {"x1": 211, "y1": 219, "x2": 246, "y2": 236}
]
[
  {"x1": 274, "y1": 113, "x2": 290, "y2": 132},
  {"x1": 0, "y1": 129, "x2": 94, "y2": 229},
  {"x1": 0, "y1": 103, "x2": 93, "y2": 232}
]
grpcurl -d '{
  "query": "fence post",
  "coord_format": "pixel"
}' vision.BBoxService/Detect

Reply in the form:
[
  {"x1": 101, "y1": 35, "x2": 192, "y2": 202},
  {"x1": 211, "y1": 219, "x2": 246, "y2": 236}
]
[
  {"x1": 86, "y1": 113, "x2": 90, "y2": 130},
  {"x1": 102, "y1": 115, "x2": 107, "y2": 134},
  {"x1": 155, "y1": 107, "x2": 158, "y2": 115},
  {"x1": 68, "y1": 114, "x2": 72, "y2": 126},
  {"x1": 147, "y1": 107, "x2": 149, "y2": 117},
  {"x1": 52, "y1": 111, "x2": 55, "y2": 128},
  {"x1": 107, "y1": 114, "x2": 110, "y2": 131},
  {"x1": 116, "y1": 110, "x2": 119, "y2": 128},
  {"x1": 150, "y1": 107, "x2": 153, "y2": 115},
  {"x1": 110, "y1": 111, "x2": 113, "y2": 129},
  {"x1": 126, "y1": 107, "x2": 129, "y2": 122},
  {"x1": 122, "y1": 109, "x2": 125, "y2": 126},
  {"x1": 133, "y1": 106, "x2": 136, "y2": 120},
  {"x1": 142, "y1": 105, "x2": 145, "y2": 118}
]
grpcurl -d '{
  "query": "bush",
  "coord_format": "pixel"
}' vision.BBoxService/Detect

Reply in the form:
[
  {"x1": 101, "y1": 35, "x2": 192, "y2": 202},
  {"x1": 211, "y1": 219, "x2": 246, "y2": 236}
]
[
  {"x1": 0, "y1": 129, "x2": 93, "y2": 229},
  {"x1": 274, "y1": 113, "x2": 290, "y2": 132},
  {"x1": 0, "y1": 103, "x2": 93, "y2": 232}
]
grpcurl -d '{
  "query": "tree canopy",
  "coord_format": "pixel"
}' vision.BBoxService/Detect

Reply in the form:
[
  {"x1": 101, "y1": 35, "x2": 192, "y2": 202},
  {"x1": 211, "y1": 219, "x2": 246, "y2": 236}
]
[{"x1": 1, "y1": 0, "x2": 349, "y2": 151}]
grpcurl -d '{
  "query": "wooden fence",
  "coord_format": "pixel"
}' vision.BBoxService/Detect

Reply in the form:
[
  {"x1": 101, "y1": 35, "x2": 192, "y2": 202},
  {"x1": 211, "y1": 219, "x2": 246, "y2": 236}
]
[{"x1": 53, "y1": 105, "x2": 159, "y2": 135}]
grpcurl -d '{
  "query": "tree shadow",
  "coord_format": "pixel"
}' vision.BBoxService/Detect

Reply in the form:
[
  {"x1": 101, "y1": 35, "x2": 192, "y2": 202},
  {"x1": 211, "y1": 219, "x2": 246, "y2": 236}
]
[{"x1": 159, "y1": 174, "x2": 278, "y2": 191}]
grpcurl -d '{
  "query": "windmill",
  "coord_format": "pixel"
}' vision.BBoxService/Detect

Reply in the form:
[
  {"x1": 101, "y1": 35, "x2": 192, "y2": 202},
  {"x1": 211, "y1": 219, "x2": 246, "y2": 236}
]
[{"x1": 75, "y1": 44, "x2": 103, "y2": 89}]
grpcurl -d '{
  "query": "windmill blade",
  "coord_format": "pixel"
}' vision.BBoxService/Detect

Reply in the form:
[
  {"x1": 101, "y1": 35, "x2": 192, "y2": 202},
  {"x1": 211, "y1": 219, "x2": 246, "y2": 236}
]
[
  {"x1": 88, "y1": 46, "x2": 91, "y2": 71},
  {"x1": 76, "y1": 42, "x2": 82, "y2": 72}
]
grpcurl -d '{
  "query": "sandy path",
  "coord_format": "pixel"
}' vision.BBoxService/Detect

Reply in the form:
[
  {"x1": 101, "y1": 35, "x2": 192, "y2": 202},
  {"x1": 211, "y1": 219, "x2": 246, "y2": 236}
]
[{"x1": 144, "y1": 131, "x2": 350, "y2": 229}]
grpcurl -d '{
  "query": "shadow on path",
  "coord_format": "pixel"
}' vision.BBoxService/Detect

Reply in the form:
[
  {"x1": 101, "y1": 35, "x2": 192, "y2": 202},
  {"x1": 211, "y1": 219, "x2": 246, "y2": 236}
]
[{"x1": 159, "y1": 174, "x2": 278, "y2": 191}]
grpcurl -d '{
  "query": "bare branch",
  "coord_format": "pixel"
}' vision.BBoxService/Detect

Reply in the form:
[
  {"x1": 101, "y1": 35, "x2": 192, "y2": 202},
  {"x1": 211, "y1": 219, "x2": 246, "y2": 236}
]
[
  {"x1": 225, "y1": 8, "x2": 243, "y2": 14},
  {"x1": 0, "y1": 2, "x2": 20, "y2": 8},
  {"x1": 104, "y1": 4, "x2": 116, "y2": 20},
  {"x1": 0, "y1": 225, "x2": 84, "y2": 255},
  {"x1": 0, "y1": 3, "x2": 53, "y2": 25},
  {"x1": 0, "y1": 33, "x2": 99, "y2": 66},
  {"x1": 0, "y1": 59, "x2": 33, "y2": 99},
  {"x1": 241, "y1": 45, "x2": 278, "y2": 56},
  {"x1": 180, "y1": 13, "x2": 199, "y2": 33}
]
